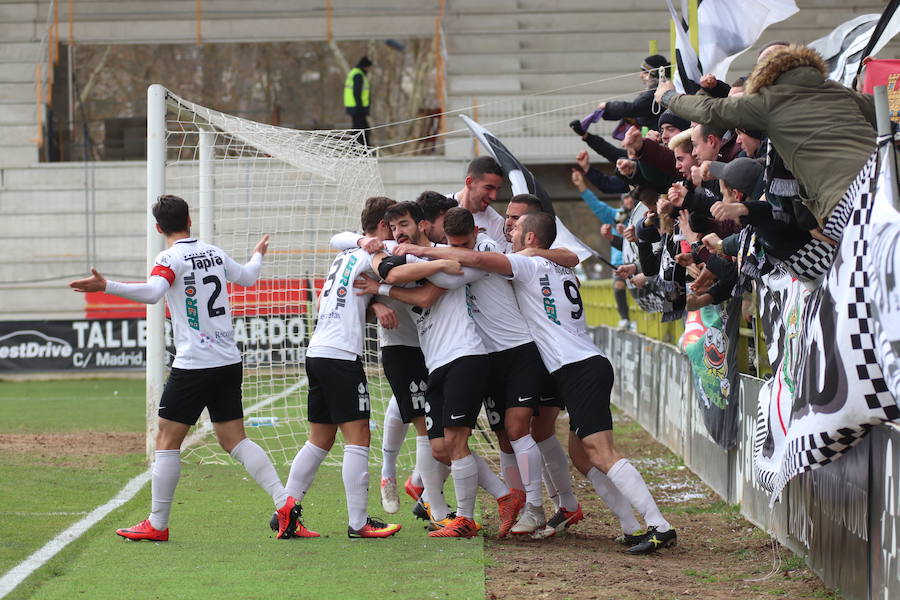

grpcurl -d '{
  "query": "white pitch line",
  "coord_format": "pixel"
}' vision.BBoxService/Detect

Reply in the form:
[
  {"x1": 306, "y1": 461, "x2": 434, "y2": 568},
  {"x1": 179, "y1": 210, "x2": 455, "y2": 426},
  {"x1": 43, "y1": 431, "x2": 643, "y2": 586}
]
[
  {"x1": 0, "y1": 377, "x2": 308, "y2": 599},
  {"x1": 0, "y1": 469, "x2": 151, "y2": 599}
]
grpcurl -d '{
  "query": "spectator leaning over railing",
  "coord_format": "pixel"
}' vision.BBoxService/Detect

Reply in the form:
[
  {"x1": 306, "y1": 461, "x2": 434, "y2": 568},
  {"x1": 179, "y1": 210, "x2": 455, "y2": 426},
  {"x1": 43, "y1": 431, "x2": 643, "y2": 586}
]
[
  {"x1": 655, "y1": 44, "x2": 877, "y2": 232},
  {"x1": 597, "y1": 54, "x2": 671, "y2": 132}
]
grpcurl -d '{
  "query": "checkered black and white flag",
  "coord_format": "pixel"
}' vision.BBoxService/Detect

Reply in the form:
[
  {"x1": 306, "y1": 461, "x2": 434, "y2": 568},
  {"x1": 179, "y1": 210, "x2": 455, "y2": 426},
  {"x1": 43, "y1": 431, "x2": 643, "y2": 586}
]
[{"x1": 754, "y1": 146, "x2": 900, "y2": 503}]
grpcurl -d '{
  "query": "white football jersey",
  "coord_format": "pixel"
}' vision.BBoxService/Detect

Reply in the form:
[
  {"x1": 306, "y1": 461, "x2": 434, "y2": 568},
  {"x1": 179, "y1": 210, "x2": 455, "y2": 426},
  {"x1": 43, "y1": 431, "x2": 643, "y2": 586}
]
[
  {"x1": 375, "y1": 241, "x2": 420, "y2": 348},
  {"x1": 467, "y1": 234, "x2": 533, "y2": 353},
  {"x1": 307, "y1": 248, "x2": 375, "y2": 359},
  {"x1": 506, "y1": 253, "x2": 602, "y2": 373},
  {"x1": 405, "y1": 255, "x2": 487, "y2": 373},
  {"x1": 150, "y1": 239, "x2": 249, "y2": 369}
]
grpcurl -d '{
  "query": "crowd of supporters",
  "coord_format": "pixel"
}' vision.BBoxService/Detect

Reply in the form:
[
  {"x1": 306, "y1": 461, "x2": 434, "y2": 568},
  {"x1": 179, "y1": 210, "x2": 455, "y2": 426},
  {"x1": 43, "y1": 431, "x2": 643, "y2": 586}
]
[{"x1": 568, "y1": 43, "x2": 877, "y2": 328}]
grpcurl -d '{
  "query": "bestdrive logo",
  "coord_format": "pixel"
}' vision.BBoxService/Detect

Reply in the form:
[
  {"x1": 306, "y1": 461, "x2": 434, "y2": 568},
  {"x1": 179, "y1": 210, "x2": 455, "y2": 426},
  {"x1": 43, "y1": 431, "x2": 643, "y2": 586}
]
[{"x1": 0, "y1": 330, "x2": 73, "y2": 359}]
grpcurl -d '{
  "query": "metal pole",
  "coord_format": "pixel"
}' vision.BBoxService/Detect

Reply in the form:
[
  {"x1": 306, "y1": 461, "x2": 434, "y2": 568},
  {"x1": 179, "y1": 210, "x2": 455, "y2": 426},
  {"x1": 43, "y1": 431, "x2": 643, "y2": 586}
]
[
  {"x1": 146, "y1": 84, "x2": 167, "y2": 462},
  {"x1": 874, "y1": 85, "x2": 900, "y2": 210},
  {"x1": 198, "y1": 128, "x2": 215, "y2": 242}
]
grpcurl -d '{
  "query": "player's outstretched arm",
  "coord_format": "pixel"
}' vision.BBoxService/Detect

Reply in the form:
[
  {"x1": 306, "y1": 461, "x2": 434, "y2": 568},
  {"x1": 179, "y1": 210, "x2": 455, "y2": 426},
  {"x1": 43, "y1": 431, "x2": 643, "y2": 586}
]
[
  {"x1": 518, "y1": 247, "x2": 579, "y2": 268},
  {"x1": 355, "y1": 273, "x2": 445, "y2": 308},
  {"x1": 70, "y1": 268, "x2": 169, "y2": 304}
]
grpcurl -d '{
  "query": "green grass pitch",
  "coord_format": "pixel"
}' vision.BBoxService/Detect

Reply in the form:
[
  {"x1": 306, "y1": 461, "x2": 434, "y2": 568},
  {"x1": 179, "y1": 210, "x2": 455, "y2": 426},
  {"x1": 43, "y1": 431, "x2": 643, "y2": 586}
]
[{"x1": 0, "y1": 379, "x2": 485, "y2": 600}]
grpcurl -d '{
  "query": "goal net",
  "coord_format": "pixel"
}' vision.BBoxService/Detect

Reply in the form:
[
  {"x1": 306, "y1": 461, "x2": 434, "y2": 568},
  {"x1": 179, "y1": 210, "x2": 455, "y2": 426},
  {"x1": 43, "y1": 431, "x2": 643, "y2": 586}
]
[{"x1": 145, "y1": 86, "x2": 497, "y2": 470}]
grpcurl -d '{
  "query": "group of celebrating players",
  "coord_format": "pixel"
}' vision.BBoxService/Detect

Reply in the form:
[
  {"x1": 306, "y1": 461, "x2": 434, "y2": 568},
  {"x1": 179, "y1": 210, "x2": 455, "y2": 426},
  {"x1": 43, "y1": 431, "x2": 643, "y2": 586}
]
[{"x1": 70, "y1": 156, "x2": 676, "y2": 554}]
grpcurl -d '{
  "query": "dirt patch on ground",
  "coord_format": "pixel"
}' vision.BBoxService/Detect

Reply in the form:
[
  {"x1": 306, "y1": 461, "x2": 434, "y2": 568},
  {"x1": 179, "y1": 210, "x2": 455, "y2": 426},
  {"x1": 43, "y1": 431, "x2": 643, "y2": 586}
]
[
  {"x1": 0, "y1": 432, "x2": 144, "y2": 459},
  {"x1": 483, "y1": 412, "x2": 838, "y2": 600}
]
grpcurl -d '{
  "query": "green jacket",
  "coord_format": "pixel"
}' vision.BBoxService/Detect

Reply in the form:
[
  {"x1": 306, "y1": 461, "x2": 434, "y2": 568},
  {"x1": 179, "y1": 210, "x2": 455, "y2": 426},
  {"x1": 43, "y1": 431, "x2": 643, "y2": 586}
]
[{"x1": 665, "y1": 45, "x2": 876, "y2": 223}]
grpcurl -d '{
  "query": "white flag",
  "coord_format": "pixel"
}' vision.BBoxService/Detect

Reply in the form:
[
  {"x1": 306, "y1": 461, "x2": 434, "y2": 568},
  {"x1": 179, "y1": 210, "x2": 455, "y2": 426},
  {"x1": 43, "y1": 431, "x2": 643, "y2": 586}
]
[{"x1": 809, "y1": 9, "x2": 900, "y2": 86}]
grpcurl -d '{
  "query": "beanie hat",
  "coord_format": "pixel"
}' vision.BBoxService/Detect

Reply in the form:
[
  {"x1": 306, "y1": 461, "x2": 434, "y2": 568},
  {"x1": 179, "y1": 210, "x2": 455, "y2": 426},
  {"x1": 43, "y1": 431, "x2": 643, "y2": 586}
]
[
  {"x1": 708, "y1": 157, "x2": 764, "y2": 197},
  {"x1": 357, "y1": 56, "x2": 372, "y2": 69},
  {"x1": 658, "y1": 110, "x2": 690, "y2": 132},
  {"x1": 641, "y1": 54, "x2": 670, "y2": 78}
]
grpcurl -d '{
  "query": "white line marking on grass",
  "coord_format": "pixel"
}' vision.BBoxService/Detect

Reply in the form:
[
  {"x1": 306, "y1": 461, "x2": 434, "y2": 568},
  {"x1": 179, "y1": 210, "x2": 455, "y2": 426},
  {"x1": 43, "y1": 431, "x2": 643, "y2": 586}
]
[
  {"x1": 0, "y1": 378, "x2": 308, "y2": 599},
  {"x1": 0, "y1": 512, "x2": 89, "y2": 516},
  {"x1": 0, "y1": 470, "x2": 151, "y2": 599}
]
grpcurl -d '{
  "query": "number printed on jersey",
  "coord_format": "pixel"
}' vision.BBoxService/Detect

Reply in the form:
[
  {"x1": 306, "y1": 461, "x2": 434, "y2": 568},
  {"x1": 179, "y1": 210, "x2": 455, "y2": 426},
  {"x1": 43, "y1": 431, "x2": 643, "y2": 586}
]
[{"x1": 321, "y1": 250, "x2": 358, "y2": 308}]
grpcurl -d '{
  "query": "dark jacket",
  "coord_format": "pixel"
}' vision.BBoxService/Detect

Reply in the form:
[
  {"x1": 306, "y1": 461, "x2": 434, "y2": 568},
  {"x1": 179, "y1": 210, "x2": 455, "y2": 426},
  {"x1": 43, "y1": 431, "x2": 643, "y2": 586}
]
[
  {"x1": 604, "y1": 88, "x2": 660, "y2": 131},
  {"x1": 664, "y1": 45, "x2": 877, "y2": 223}
]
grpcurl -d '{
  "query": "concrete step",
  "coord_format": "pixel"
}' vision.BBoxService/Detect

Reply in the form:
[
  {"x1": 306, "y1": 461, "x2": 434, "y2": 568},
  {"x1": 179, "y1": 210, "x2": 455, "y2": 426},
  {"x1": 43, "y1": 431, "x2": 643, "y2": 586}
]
[
  {"x1": 0, "y1": 20, "x2": 37, "y2": 41},
  {"x1": 0, "y1": 287, "x2": 83, "y2": 321},
  {"x1": 34, "y1": 0, "x2": 436, "y2": 19},
  {"x1": 446, "y1": 30, "x2": 670, "y2": 54},
  {"x1": 0, "y1": 123, "x2": 36, "y2": 145},
  {"x1": 443, "y1": 133, "x2": 588, "y2": 162},
  {"x1": 1, "y1": 162, "x2": 145, "y2": 189},
  {"x1": 67, "y1": 13, "x2": 434, "y2": 43},
  {"x1": 0, "y1": 103, "x2": 37, "y2": 124},
  {"x1": 0, "y1": 81, "x2": 34, "y2": 101},
  {"x1": 0, "y1": 3, "x2": 39, "y2": 21},
  {"x1": 0, "y1": 144, "x2": 37, "y2": 167},
  {"x1": 378, "y1": 156, "x2": 468, "y2": 186},
  {"x1": 448, "y1": 50, "x2": 652, "y2": 76},
  {"x1": 449, "y1": 72, "x2": 648, "y2": 95},
  {"x1": 0, "y1": 42, "x2": 40, "y2": 61},
  {"x1": 0, "y1": 62, "x2": 38, "y2": 82}
]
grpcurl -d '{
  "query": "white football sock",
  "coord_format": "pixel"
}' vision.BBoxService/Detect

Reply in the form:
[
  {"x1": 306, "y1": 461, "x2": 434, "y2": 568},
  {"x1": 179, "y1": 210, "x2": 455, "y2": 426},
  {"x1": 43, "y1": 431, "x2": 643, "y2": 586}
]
[
  {"x1": 416, "y1": 436, "x2": 450, "y2": 520},
  {"x1": 410, "y1": 468, "x2": 423, "y2": 488},
  {"x1": 450, "y1": 454, "x2": 479, "y2": 519},
  {"x1": 537, "y1": 437, "x2": 578, "y2": 511},
  {"x1": 149, "y1": 449, "x2": 180, "y2": 530},
  {"x1": 286, "y1": 441, "x2": 328, "y2": 501},
  {"x1": 606, "y1": 459, "x2": 670, "y2": 532},
  {"x1": 499, "y1": 451, "x2": 524, "y2": 491},
  {"x1": 542, "y1": 462, "x2": 560, "y2": 510},
  {"x1": 473, "y1": 453, "x2": 508, "y2": 499},
  {"x1": 587, "y1": 467, "x2": 642, "y2": 534},
  {"x1": 229, "y1": 438, "x2": 289, "y2": 508},
  {"x1": 381, "y1": 396, "x2": 408, "y2": 481},
  {"x1": 510, "y1": 435, "x2": 542, "y2": 506},
  {"x1": 343, "y1": 444, "x2": 370, "y2": 530}
]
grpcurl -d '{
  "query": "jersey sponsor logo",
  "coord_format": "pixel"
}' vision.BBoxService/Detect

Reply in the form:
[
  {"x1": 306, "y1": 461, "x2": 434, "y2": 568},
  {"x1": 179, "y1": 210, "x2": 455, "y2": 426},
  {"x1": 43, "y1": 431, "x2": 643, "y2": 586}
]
[
  {"x1": 185, "y1": 251, "x2": 224, "y2": 272},
  {"x1": 336, "y1": 287, "x2": 347, "y2": 298},
  {"x1": 539, "y1": 274, "x2": 561, "y2": 325},
  {"x1": 198, "y1": 332, "x2": 214, "y2": 348},
  {"x1": 184, "y1": 273, "x2": 200, "y2": 330}
]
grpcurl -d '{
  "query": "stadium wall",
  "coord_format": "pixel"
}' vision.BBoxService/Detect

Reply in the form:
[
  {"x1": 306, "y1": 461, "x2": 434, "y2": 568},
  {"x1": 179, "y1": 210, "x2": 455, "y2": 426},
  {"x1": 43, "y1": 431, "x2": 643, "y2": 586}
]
[{"x1": 591, "y1": 325, "x2": 900, "y2": 600}]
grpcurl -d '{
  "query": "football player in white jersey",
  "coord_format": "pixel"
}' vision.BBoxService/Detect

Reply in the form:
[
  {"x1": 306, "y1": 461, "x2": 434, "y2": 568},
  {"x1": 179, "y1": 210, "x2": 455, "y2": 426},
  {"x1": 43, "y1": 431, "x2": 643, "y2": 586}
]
[
  {"x1": 498, "y1": 194, "x2": 587, "y2": 537},
  {"x1": 415, "y1": 207, "x2": 580, "y2": 537},
  {"x1": 283, "y1": 200, "x2": 454, "y2": 539},
  {"x1": 396, "y1": 211, "x2": 677, "y2": 554},
  {"x1": 448, "y1": 156, "x2": 506, "y2": 244},
  {"x1": 69, "y1": 194, "x2": 306, "y2": 542},
  {"x1": 329, "y1": 195, "x2": 455, "y2": 520},
  {"x1": 358, "y1": 202, "x2": 517, "y2": 538}
]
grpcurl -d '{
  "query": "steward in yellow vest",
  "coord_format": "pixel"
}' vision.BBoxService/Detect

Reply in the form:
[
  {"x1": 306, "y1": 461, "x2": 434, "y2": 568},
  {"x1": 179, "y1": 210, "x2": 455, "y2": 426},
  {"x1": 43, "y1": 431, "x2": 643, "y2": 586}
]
[{"x1": 345, "y1": 56, "x2": 372, "y2": 145}]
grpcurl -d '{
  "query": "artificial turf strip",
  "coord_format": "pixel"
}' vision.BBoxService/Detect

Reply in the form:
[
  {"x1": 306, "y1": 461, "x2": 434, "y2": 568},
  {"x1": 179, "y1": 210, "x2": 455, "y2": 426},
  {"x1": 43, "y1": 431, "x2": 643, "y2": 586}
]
[{"x1": 7, "y1": 463, "x2": 485, "y2": 600}]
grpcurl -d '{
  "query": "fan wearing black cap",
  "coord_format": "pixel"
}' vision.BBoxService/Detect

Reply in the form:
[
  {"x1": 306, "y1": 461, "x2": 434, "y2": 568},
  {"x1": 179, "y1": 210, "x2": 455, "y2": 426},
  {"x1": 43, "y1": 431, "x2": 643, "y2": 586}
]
[{"x1": 598, "y1": 54, "x2": 671, "y2": 132}]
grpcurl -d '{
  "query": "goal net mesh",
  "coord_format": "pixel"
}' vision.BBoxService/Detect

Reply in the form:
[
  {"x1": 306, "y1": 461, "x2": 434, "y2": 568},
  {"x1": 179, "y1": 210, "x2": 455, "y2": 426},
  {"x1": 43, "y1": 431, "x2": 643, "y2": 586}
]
[{"x1": 153, "y1": 90, "x2": 497, "y2": 469}]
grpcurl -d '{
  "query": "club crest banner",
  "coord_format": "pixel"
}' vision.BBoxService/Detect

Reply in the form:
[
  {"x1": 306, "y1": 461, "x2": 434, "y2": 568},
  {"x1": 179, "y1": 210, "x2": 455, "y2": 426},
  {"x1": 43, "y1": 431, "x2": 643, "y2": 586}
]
[{"x1": 754, "y1": 145, "x2": 900, "y2": 502}]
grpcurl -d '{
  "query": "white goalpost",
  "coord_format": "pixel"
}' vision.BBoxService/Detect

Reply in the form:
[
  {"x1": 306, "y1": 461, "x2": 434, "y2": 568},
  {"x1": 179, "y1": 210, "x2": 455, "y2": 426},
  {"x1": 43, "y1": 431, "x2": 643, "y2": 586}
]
[
  {"x1": 145, "y1": 84, "x2": 388, "y2": 467},
  {"x1": 145, "y1": 84, "x2": 499, "y2": 470}
]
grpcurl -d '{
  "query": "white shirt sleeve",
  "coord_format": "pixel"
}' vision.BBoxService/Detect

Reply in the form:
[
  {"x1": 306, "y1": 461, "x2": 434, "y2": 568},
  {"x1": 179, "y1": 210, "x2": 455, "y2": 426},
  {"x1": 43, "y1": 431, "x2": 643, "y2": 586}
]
[
  {"x1": 426, "y1": 266, "x2": 486, "y2": 290},
  {"x1": 105, "y1": 276, "x2": 170, "y2": 304},
  {"x1": 330, "y1": 231, "x2": 363, "y2": 250},
  {"x1": 224, "y1": 252, "x2": 263, "y2": 286},
  {"x1": 505, "y1": 253, "x2": 539, "y2": 282}
]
